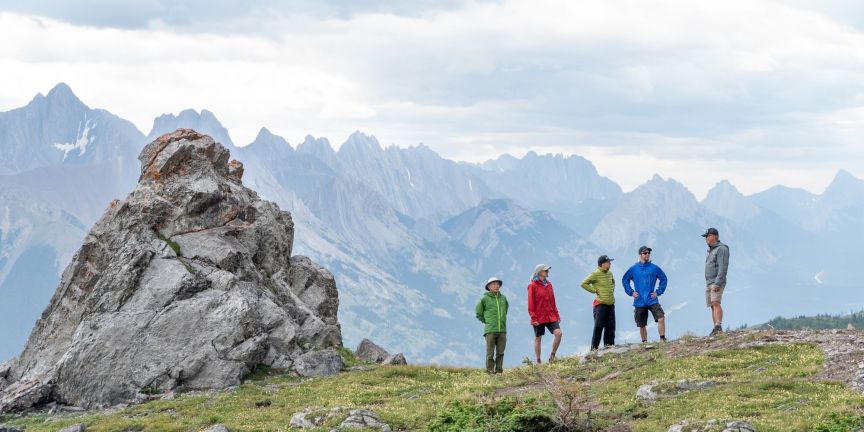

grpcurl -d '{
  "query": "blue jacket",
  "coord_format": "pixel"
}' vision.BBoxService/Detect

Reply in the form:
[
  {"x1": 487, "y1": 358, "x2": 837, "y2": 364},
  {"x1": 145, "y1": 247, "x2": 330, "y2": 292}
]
[{"x1": 622, "y1": 262, "x2": 668, "y2": 307}]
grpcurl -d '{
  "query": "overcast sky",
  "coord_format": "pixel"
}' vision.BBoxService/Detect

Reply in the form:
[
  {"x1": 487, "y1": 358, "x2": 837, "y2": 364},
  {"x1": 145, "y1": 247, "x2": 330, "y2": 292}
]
[{"x1": 2, "y1": 0, "x2": 864, "y2": 198}]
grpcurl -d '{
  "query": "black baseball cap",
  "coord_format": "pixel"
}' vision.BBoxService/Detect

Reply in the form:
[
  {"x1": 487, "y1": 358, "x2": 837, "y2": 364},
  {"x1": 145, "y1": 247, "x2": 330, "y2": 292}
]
[
  {"x1": 701, "y1": 227, "x2": 719, "y2": 237},
  {"x1": 598, "y1": 255, "x2": 614, "y2": 266},
  {"x1": 638, "y1": 246, "x2": 652, "y2": 254}
]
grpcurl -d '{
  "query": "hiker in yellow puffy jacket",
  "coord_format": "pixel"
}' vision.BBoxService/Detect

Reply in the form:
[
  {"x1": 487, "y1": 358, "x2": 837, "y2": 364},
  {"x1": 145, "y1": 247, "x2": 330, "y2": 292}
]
[{"x1": 581, "y1": 255, "x2": 616, "y2": 350}]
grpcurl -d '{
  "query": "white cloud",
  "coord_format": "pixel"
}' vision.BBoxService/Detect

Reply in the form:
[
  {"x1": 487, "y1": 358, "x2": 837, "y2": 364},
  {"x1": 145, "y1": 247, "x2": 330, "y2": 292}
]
[{"x1": 1, "y1": 1, "x2": 864, "y2": 197}]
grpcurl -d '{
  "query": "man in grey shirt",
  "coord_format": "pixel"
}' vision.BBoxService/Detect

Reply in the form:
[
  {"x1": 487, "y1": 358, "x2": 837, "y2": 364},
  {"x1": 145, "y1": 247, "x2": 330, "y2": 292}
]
[{"x1": 702, "y1": 227, "x2": 729, "y2": 336}]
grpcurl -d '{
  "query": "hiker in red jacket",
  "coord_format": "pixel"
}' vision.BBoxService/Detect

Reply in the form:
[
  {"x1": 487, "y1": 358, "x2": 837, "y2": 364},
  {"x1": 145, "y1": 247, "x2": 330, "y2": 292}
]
[{"x1": 527, "y1": 264, "x2": 562, "y2": 363}]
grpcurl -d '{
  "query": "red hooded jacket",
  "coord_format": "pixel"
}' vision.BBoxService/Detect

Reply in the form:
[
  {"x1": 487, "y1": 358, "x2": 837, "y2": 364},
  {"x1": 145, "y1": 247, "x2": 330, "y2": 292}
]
[{"x1": 527, "y1": 278, "x2": 560, "y2": 324}]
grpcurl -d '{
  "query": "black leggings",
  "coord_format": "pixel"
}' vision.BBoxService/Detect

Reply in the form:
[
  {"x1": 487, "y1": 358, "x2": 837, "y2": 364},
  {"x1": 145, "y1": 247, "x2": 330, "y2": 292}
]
[{"x1": 592, "y1": 304, "x2": 616, "y2": 349}]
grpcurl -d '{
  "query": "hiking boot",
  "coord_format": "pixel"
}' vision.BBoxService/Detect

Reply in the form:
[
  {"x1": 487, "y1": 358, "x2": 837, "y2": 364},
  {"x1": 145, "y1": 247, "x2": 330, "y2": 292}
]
[
  {"x1": 548, "y1": 352, "x2": 557, "y2": 363},
  {"x1": 535, "y1": 357, "x2": 542, "y2": 365},
  {"x1": 709, "y1": 325, "x2": 722, "y2": 336}
]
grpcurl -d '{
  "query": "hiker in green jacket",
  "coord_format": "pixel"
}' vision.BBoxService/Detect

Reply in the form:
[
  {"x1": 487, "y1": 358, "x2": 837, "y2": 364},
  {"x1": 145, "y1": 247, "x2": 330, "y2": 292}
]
[
  {"x1": 581, "y1": 255, "x2": 616, "y2": 350},
  {"x1": 475, "y1": 277, "x2": 508, "y2": 374}
]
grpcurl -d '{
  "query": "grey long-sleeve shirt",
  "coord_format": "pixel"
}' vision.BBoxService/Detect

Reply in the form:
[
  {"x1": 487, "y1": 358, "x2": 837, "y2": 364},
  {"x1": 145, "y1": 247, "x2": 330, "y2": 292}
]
[{"x1": 705, "y1": 241, "x2": 729, "y2": 287}]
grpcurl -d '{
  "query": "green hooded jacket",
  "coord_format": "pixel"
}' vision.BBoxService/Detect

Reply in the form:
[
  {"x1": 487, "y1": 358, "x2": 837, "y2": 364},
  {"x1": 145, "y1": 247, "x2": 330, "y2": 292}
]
[
  {"x1": 475, "y1": 291, "x2": 508, "y2": 335},
  {"x1": 581, "y1": 267, "x2": 615, "y2": 305}
]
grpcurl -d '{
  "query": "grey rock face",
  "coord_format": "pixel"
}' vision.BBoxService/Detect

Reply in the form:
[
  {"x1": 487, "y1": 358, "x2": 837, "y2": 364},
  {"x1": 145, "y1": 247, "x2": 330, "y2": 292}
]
[
  {"x1": 381, "y1": 354, "x2": 407, "y2": 366},
  {"x1": 294, "y1": 349, "x2": 344, "y2": 377},
  {"x1": 355, "y1": 339, "x2": 390, "y2": 363},
  {"x1": 0, "y1": 129, "x2": 342, "y2": 412}
]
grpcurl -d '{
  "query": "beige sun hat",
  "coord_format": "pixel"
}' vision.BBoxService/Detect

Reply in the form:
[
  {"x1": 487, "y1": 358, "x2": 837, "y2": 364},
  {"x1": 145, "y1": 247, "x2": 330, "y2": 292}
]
[{"x1": 484, "y1": 276, "x2": 503, "y2": 291}]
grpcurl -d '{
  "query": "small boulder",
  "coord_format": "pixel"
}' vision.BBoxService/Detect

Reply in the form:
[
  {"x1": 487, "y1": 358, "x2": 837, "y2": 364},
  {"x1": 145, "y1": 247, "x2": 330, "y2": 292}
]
[
  {"x1": 355, "y1": 339, "x2": 390, "y2": 363},
  {"x1": 57, "y1": 425, "x2": 87, "y2": 432},
  {"x1": 203, "y1": 425, "x2": 230, "y2": 432},
  {"x1": 0, "y1": 426, "x2": 23, "y2": 432},
  {"x1": 636, "y1": 383, "x2": 657, "y2": 402},
  {"x1": 381, "y1": 354, "x2": 407, "y2": 366},
  {"x1": 333, "y1": 409, "x2": 391, "y2": 432},
  {"x1": 294, "y1": 350, "x2": 343, "y2": 377},
  {"x1": 723, "y1": 421, "x2": 755, "y2": 432},
  {"x1": 667, "y1": 419, "x2": 755, "y2": 432},
  {"x1": 290, "y1": 408, "x2": 318, "y2": 429}
]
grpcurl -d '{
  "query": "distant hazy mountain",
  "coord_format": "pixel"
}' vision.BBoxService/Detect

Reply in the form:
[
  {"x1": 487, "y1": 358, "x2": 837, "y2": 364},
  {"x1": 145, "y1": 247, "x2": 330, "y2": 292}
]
[
  {"x1": 702, "y1": 180, "x2": 762, "y2": 223},
  {"x1": 298, "y1": 132, "x2": 494, "y2": 221},
  {"x1": 148, "y1": 108, "x2": 235, "y2": 148},
  {"x1": 0, "y1": 83, "x2": 143, "y2": 176},
  {"x1": 1, "y1": 83, "x2": 863, "y2": 365},
  {"x1": 470, "y1": 152, "x2": 623, "y2": 236}
]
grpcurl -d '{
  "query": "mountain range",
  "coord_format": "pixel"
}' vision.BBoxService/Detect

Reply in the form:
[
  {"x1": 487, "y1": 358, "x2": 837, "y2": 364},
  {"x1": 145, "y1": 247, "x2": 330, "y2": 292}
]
[{"x1": 1, "y1": 83, "x2": 862, "y2": 366}]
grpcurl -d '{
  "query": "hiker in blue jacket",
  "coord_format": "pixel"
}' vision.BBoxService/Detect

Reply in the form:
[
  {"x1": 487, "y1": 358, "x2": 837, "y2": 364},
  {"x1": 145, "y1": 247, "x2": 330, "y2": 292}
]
[{"x1": 622, "y1": 246, "x2": 669, "y2": 343}]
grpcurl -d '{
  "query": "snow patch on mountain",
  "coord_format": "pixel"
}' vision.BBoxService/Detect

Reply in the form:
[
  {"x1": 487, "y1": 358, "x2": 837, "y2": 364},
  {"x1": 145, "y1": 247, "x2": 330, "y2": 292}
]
[{"x1": 53, "y1": 119, "x2": 95, "y2": 160}]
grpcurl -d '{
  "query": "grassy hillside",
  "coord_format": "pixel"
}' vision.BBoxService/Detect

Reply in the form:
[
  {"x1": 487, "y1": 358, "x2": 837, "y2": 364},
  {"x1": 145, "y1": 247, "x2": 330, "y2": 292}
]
[{"x1": 2, "y1": 331, "x2": 863, "y2": 432}]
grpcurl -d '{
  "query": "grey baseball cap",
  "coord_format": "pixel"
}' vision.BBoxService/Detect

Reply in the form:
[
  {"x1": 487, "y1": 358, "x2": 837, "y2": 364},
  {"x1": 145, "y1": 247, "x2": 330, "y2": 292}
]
[{"x1": 701, "y1": 227, "x2": 719, "y2": 237}]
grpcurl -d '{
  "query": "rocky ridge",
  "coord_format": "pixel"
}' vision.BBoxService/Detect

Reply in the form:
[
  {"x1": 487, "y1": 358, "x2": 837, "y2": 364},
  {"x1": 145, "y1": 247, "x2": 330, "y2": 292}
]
[{"x1": 0, "y1": 129, "x2": 342, "y2": 412}]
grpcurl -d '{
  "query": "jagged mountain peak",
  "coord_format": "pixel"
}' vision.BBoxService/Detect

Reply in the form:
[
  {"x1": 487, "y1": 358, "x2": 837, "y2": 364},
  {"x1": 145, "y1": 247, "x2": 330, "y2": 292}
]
[
  {"x1": 824, "y1": 169, "x2": 864, "y2": 193},
  {"x1": 338, "y1": 131, "x2": 383, "y2": 156},
  {"x1": 0, "y1": 83, "x2": 143, "y2": 175},
  {"x1": 24, "y1": 82, "x2": 88, "y2": 112},
  {"x1": 821, "y1": 169, "x2": 864, "y2": 209},
  {"x1": 251, "y1": 127, "x2": 291, "y2": 148},
  {"x1": 45, "y1": 83, "x2": 79, "y2": 103},
  {"x1": 709, "y1": 179, "x2": 739, "y2": 193},
  {"x1": 633, "y1": 175, "x2": 694, "y2": 199},
  {"x1": 244, "y1": 127, "x2": 294, "y2": 160},
  {"x1": 703, "y1": 180, "x2": 760, "y2": 223},
  {"x1": 479, "y1": 153, "x2": 520, "y2": 172},
  {"x1": 148, "y1": 108, "x2": 234, "y2": 147},
  {"x1": 298, "y1": 134, "x2": 334, "y2": 152},
  {"x1": 296, "y1": 135, "x2": 337, "y2": 167},
  {"x1": 704, "y1": 180, "x2": 745, "y2": 201}
]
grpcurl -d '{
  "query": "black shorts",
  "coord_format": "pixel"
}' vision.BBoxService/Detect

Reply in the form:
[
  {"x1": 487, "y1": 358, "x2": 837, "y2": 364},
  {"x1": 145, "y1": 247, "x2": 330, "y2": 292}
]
[
  {"x1": 634, "y1": 304, "x2": 665, "y2": 327},
  {"x1": 533, "y1": 321, "x2": 561, "y2": 337}
]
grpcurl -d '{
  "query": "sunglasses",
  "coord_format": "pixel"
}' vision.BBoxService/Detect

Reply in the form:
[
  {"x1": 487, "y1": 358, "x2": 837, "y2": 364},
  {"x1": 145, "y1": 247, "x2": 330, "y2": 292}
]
[{"x1": 641, "y1": 251, "x2": 651, "y2": 255}]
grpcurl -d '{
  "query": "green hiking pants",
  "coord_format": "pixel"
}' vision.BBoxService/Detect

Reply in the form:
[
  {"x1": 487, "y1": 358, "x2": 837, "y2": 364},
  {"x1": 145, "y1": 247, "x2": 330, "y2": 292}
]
[{"x1": 484, "y1": 332, "x2": 507, "y2": 373}]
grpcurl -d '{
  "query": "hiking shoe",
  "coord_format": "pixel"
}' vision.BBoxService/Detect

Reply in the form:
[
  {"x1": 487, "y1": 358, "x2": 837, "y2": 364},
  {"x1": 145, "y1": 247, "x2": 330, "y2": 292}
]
[
  {"x1": 535, "y1": 358, "x2": 542, "y2": 364},
  {"x1": 709, "y1": 325, "x2": 722, "y2": 336},
  {"x1": 548, "y1": 352, "x2": 557, "y2": 363}
]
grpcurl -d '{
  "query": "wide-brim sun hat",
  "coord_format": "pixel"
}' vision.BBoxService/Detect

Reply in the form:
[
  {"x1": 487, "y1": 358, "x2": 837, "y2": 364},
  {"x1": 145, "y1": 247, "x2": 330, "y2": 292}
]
[{"x1": 484, "y1": 276, "x2": 503, "y2": 291}]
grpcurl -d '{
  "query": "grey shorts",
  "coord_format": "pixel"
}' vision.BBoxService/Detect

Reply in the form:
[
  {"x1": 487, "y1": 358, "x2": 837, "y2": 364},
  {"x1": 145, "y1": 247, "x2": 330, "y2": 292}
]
[
  {"x1": 634, "y1": 304, "x2": 664, "y2": 327},
  {"x1": 706, "y1": 285, "x2": 725, "y2": 307}
]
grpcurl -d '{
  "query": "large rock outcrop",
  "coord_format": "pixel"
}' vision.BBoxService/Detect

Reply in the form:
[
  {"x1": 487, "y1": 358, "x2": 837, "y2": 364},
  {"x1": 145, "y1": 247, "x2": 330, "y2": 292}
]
[{"x1": 0, "y1": 129, "x2": 342, "y2": 412}]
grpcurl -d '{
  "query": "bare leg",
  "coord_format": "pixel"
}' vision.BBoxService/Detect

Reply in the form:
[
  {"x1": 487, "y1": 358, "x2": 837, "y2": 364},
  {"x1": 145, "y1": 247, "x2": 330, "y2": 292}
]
[
  {"x1": 534, "y1": 336, "x2": 542, "y2": 363},
  {"x1": 657, "y1": 317, "x2": 666, "y2": 338},
  {"x1": 639, "y1": 326, "x2": 647, "y2": 342},
  {"x1": 712, "y1": 302, "x2": 723, "y2": 326},
  {"x1": 551, "y1": 328, "x2": 562, "y2": 359}
]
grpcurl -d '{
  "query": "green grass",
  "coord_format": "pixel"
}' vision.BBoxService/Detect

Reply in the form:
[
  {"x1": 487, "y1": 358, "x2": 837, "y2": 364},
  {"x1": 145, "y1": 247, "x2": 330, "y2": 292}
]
[
  {"x1": 3, "y1": 340, "x2": 862, "y2": 431},
  {"x1": 155, "y1": 231, "x2": 182, "y2": 257}
]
